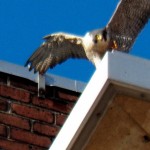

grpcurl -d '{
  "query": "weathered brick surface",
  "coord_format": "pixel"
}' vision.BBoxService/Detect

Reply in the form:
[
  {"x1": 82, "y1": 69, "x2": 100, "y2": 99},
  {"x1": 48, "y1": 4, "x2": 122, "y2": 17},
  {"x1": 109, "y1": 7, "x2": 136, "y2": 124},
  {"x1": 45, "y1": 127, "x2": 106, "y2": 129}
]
[
  {"x1": 0, "y1": 72, "x2": 7, "y2": 84},
  {"x1": 0, "y1": 124, "x2": 7, "y2": 137},
  {"x1": 32, "y1": 96, "x2": 72, "y2": 114},
  {"x1": 10, "y1": 76, "x2": 37, "y2": 93},
  {"x1": 0, "y1": 84, "x2": 31, "y2": 103},
  {"x1": 57, "y1": 91, "x2": 79, "y2": 101},
  {"x1": 12, "y1": 103, "x2": 54, "y2": 123},
  {"x1": 0, "y1": 138, "x2": 29, "y2": 150},
  {"x1": 56, "y1": 114, "x2": 68, "y2": 126},
  {"x1": 0, "y1": 113, "x2": 30, "y2": 130},
  {"x1": 0, "y1": 98, "x2": 9, "y2": 111},
  {"x1": 0, "y1": 72, "x2": 80, "y2": 149},
  {"x1": 0, "y1": 138, "x2": 47, "y2": 150},
  {"x1": 10, "y1": 128, "x2": 51, "y2": 148},
  {"x1": 29, "y1": 145, "x2": 47, "y2": 150},
  {"x1": 33, "y1": 122, "x2": 59, "y2": 137}
]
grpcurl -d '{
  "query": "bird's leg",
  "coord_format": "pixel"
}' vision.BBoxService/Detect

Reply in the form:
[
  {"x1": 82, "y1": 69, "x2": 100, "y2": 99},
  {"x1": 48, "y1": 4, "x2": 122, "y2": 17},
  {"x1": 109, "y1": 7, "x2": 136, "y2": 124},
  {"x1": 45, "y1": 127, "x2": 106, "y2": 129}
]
[
  {"x1": 113, "y1": 40, "x2": 118, "y2": 49},
  {"x1": 111, "y1": 49, "x2": 115, "y2": 53}
]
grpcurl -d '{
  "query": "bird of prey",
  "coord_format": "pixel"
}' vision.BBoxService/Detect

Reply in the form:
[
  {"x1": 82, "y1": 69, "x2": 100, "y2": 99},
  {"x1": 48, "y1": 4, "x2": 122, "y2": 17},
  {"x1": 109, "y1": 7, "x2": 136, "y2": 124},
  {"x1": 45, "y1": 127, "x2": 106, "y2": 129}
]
[{"x1": 25, "y1": 0, "x2": 150, "y2": 74}]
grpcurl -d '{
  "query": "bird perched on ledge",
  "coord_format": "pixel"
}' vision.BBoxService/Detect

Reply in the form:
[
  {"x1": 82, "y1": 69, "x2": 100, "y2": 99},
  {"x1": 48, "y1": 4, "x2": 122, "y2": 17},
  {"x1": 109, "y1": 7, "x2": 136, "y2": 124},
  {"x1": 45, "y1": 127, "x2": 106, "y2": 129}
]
[{"x1": 25, "y1": 0, "x2": 150, "y2": 75}]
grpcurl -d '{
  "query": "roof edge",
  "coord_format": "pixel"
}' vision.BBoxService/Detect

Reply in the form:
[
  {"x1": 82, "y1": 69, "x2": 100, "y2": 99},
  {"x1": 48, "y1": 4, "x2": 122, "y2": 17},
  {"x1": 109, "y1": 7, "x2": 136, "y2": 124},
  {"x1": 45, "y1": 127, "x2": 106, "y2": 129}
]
[{"x1": 0, "y1": 60, "x2": 86, "y2": 93}]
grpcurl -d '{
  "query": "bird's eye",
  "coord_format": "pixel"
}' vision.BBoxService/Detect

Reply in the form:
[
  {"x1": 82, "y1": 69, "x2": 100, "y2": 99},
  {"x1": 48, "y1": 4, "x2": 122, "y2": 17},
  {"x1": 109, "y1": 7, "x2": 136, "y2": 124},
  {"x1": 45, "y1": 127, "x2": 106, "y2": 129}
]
[{"x1": 94, "y1": 34, "x2": 102, "y2": 43}]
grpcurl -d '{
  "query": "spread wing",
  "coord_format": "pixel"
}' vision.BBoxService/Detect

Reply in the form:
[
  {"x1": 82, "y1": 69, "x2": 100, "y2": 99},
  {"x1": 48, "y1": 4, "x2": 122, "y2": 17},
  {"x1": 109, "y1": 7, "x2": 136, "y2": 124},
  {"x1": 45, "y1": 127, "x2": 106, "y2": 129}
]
[
  {"x1": 107, "y1": 0, "x2": 150, "y2": 51},
  {"x1": 25, "y1": 33, "x2": 87, "y2": 74}
]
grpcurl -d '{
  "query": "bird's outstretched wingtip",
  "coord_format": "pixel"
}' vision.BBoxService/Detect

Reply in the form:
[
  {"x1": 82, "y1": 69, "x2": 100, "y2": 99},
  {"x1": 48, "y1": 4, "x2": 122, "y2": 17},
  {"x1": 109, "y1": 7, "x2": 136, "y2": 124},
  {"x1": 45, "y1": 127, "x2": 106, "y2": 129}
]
[
  {"x1": 24, "y1": 61, "x2": 33, "y2": 72},
  {"x1": 24, "y1": 61, "x2": 29, "y2": 67}
]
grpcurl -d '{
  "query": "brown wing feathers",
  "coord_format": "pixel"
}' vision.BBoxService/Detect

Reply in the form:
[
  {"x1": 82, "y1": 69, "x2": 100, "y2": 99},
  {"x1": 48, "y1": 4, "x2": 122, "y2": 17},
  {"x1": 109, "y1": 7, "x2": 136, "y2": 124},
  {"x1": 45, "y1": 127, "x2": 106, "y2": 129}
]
[
  {"x1": 25, "y1": 34, "x2": 87, "y2": 74},
  {"x1": 107, "y1": 0, "x2": 150, "y2": 51}
]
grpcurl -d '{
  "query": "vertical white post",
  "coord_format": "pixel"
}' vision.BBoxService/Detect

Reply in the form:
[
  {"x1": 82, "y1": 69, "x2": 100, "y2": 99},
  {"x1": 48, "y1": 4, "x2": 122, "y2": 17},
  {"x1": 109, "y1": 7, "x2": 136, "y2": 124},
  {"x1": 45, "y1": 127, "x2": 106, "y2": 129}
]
[{"x1": 38, "y1": 73, "x2": 46, "y2": 97}]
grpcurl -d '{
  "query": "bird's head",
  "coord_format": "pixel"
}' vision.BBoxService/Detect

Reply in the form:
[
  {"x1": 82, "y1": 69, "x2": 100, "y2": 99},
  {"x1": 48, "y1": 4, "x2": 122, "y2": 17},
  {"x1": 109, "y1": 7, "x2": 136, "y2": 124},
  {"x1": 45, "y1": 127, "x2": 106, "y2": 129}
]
[{"x1": 83, "y1": 28, "x2": 110, "y2": 55}]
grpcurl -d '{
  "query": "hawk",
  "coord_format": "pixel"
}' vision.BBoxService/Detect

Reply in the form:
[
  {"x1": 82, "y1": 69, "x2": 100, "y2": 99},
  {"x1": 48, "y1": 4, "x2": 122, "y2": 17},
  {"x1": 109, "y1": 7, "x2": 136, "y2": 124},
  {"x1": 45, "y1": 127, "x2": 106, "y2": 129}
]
[{"x1": 25, "y1": 0, "x2": 150, "y2": 74}]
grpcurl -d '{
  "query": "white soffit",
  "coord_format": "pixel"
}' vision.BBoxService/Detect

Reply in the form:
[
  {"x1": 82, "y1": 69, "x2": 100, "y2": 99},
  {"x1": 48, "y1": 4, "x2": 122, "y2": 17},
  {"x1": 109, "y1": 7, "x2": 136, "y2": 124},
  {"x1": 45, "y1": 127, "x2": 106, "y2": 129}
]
[{"x1": 49, "y1": 51, "x2": 150, "y2": 150}]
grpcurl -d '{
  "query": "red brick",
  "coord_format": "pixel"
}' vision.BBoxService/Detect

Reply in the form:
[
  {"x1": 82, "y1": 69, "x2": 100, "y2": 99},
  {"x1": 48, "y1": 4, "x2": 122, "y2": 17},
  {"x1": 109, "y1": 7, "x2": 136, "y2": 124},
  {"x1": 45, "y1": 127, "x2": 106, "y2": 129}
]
[
  {"x1": 0, "y1": 138, "x2": 29, "y2": 150},
  {"x1": 29, "y1": 145, "x2": 47, "y2": 150},
  {"x1": 57, "y1": 91, "x2": 78, "y2": 102},
  {"x1": 56, "y1": 114, "x2": 68, "y2": 126},
  {"x1": 10, "y1": 76, "x2": 37, "y2": 92},
  {"x1": 0, "y1": 124, "x2": 7, "y2": 137},
  {"x1": 0, "y1": 98, "x2": 9, "y2": 111},
  {"x1": 0, "y1": 84, "x2": 31, "y2": 103},
  {"x1": 0, "y1": 113, "x2": 30, "y2": 130},
  {"x1": 12, "y1": 103, "x2": 54, "y2": 123},
  {"x1": 0, "y1": 73, "x2": 7, "y2": 84},
  {"x1": 33, "y1": 122, "x2": 59, "y2": 136},
  {"x1": 10, "y1": 128, "x2": 51, "y2": 148},
  {"x1": 32, "y1": 96, "x2": 73, "y2": 114}
]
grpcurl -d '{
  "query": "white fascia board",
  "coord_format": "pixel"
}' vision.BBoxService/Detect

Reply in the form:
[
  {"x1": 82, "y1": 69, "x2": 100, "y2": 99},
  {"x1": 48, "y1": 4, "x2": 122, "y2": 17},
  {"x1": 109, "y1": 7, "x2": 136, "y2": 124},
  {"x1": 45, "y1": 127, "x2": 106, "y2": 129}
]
[
  {"x1": 45, "y1": 73, "x2": 86, "y2": 92},
  {"x1": 49, "y1": 52, "x2": 110, "y2": 150}
]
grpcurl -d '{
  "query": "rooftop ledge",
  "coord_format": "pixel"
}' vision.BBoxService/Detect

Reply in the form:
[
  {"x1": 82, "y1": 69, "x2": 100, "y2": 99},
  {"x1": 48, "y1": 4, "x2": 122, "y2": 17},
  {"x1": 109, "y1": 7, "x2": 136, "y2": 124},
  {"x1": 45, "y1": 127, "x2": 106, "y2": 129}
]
[
  {"x1": 0, "y1": 60, "x2": 86, "y2": 93},
  {"x1": 49, "y1": 51, "x2": 150, "y2": 150}
]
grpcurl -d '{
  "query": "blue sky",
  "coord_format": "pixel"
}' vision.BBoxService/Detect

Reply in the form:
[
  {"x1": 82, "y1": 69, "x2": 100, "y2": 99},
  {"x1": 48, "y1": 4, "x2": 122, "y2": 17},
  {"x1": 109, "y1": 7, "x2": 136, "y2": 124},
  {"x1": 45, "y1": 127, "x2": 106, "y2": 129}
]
[{"x1": 0, "y1": 0, "x2": 150, "y2": 82}]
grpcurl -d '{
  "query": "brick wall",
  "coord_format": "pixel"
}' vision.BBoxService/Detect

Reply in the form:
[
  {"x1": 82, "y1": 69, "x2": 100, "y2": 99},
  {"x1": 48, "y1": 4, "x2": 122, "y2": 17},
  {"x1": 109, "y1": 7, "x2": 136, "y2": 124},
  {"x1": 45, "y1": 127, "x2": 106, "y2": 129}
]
[{"x1": 0, "y1": 72, "x2": 80, "y2": 150}]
